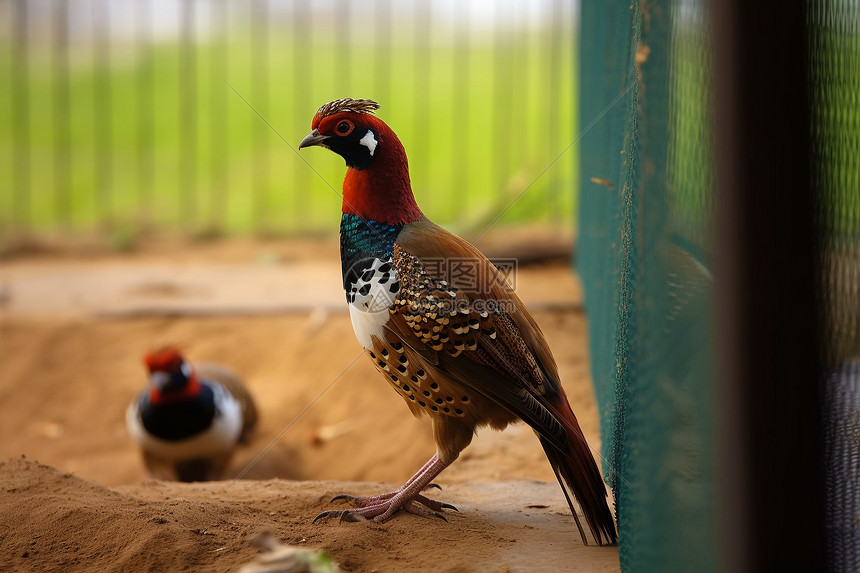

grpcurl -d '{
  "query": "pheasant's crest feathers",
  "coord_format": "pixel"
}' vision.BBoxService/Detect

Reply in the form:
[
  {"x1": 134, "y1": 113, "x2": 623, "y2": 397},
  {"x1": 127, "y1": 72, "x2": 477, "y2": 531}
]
[
  {"x1": 313, "y1": 98, "x2": 380, "y2": 127},
  {"x1": 144, "y1": 346, "x2": 185, "y2": 373}
]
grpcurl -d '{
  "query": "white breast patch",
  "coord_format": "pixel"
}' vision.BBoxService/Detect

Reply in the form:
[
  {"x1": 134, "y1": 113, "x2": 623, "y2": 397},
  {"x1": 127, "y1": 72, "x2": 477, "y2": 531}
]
[{"x1": 346, "y1": 257, "x2": 400, "y2": 348}]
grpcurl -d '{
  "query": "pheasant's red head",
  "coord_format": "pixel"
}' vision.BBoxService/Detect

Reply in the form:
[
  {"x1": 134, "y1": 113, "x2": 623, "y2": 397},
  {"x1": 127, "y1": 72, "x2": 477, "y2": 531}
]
[
  {"x1": 299, "y1": 98, "x2": 422, "y2": 225},
  {"x1": 143, "y1": 346, "x2": 200, "y2": 404},
  {"x1": 144, "y1": 347, "x2": 184, "y2": 373}
]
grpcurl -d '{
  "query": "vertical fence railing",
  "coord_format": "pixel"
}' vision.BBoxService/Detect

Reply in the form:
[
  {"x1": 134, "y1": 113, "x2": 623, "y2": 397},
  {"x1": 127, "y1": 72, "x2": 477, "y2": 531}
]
[
  {"x1": 93, "y1": 0, "x2": 112, "y2": 227},
  {"x1": 492, "y1": 7, "x2": 511, "y2": 201},
  {"x1": 0, "y1": 0, "x2": 578, "y2": 244},
  {"x1": 335, "y1": 0, "x2": 350, "y2": 95},
  {"x1": 208, "y1": 0, "x2": 228, "y2": 233},
  {"x1": 11, "y1": 0, "x2": 29, "y2": 234},
  {"x1": 179, "y1": 0, "x2": 196, "y2": 226},
  {"x1": 251, "y1": 0, "x2": 269, "y2": 232},
  {"x1": 373, "y1": 0, "x2": 391, "y2": 119},
  {"x1": 547, "y1": 0, "x2": 563, "y2": 224},
  {"x1": 451, "y1": 6, "x2": 470, "y2": 224},
  {"x1": 137, "y1": 0, "x2": 154, "y2": 229},
  {"x1": 291, "y1": 0, "x2": 311, "y2": 226},
  {"x1": 53, "y1": 0, "x2": 71, "y2": 232}
]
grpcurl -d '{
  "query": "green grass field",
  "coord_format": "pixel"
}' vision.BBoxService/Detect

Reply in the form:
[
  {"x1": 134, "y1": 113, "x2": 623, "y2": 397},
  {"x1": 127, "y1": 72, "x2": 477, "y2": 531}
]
[{"x1": 0, "y1": 22, "x2": 577, "y2": 243}]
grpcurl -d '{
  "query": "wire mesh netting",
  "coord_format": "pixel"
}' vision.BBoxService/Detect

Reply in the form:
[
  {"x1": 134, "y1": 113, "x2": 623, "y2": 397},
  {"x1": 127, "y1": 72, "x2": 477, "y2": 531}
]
[
  {"x1": 811, "y1": 1, "x2": 860, "y2": 569},
  {"x1": 0, "y1": 0, "x2": 576, "y2": 245},
  {"x1": 579, "y1": 0, "x2": 859, "y2": 570},
  {"x1": 578, "y1": 0, "x2": 715, "y2": 569}
]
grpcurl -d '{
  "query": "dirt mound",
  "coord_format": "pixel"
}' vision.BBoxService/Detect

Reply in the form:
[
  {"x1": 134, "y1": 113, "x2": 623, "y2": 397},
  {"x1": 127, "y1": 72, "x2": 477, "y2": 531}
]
[
  {"x1": 1, "y1": 456, "x2": 255, "y2": 571},
  {"x1": 0, "y1": 240, "x2": 617, "y2": 572},
  {"x1": 0, "y1": 457, "x2": 618, "y2": 572}
]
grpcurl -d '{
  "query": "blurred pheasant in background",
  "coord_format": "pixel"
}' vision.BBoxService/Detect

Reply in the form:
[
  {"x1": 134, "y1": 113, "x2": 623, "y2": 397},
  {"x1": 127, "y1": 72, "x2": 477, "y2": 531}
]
[
  {"x1": 299, "y1": 99, "x2": 617, "y2": 545},
  {"x1": 126, "y1": 347, "x2": 258, "y2": 482}
]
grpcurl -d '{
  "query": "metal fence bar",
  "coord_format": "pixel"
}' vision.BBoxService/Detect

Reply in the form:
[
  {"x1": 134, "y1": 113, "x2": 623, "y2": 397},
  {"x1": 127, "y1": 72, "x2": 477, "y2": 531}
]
[
  {"x1": 251, "y1": 0, "x2": 269, "y2": 232},
  {"x1": 53, "y1": 0, "x2": 71, "y2": 231},
  {"x1": 374, "y1": 0, "x2": 391, "y2": 113},
  {"x1": 137, "y1": 0, "x2": 154, "y2": 228},
  {"x1": 493, "y1": 4, "x2": 512, "y2": 200},
  {"x1": 93, "y1": 0, "x2": 112, "y2": 227},
  {"x1": 412, "y1": 1, "x2": 432, "y2": 198},
  {"x1": 547, "y1": 0, "x2": 563, "y2": 224},
  {"x1": 336, "y1": 0, "x2": 351, "y2": 96},
  {"x1": 179, "y1": 0, "x2": 197, "y2": 227},
  {"x1": 451, "y1": 6, "x2": 471, "y2": 222},
  {"x1": 292, "y1": 0, "x2": 311, "y2": 225},
  {"x1": 208, "y1": 0, "x2": 228, "y2": 234},
  {"x1": 712, "y1": 0, "x2": 826, "y2": 570},
  {"x1": 12, "y1": 0, "x2": 30, "y2": 233}
]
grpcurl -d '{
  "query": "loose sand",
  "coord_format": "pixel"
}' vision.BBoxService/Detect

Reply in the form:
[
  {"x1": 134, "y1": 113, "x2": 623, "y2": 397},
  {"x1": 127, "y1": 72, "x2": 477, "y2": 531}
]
[{"x1": 0, "y1": 237, "x2": 618, "y2": 572}]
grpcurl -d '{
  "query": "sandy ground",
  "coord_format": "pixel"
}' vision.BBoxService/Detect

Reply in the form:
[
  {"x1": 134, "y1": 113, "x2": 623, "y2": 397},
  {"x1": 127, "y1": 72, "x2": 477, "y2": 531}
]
[{"x1": 0, "y1": 236, "x2": 619, "y2": 572}]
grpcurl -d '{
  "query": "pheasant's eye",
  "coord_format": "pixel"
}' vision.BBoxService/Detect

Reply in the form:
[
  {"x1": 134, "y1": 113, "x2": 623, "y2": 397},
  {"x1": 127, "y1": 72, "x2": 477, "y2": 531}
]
[{"x1": 336, "y1": 121, "x2": 354, "y2": 135}]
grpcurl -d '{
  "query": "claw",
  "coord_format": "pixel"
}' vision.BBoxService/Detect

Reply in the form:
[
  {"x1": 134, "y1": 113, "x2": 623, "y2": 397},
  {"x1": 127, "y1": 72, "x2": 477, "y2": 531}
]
[
  {"x1": 412, "y1": 494, "x2": 456, "y2": 513},
  {"x1": 425, "y1": 483, "x2": 442, "y2": 491},
  {"x1": 340, "y1": 512, "x2": 368, "y2": 523},
  {"x1": 432, "y1": 511, "x2": 448, "y2": 522},
  {"x1": 314, "y1": 509, "x2": 371, "y2": 524},
  {"x1": 313, "y1": 510, "x2": 341, "y2": 524},
  {"x1": 403, "y1": 499, "x2": 451, "y2": 521},
  {"x1": 330, "y1": 494, "x2": 355, "y2": 503}
]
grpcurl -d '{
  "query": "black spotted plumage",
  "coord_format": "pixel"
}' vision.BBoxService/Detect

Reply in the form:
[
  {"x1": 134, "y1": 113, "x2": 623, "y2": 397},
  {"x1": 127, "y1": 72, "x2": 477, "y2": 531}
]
[{"x1": 390, "y1": 244, "x2": 542, "y2": 387}]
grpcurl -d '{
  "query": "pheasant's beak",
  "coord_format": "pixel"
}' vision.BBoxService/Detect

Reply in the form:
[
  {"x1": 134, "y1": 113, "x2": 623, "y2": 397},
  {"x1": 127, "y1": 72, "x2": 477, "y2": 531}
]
[{"x1": 298, "y1": 129, "x2": 328, "y2": 150}]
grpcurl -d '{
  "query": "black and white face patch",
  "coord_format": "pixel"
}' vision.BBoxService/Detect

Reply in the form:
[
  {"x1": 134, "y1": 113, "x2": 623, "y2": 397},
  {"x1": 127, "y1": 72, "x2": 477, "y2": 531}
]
[
  {"x1": 324, "y1": 127, "x2": 379, "y2": 170},
  {"x1": 358, "y1": 130, "x2": 377, "y2": 156}
]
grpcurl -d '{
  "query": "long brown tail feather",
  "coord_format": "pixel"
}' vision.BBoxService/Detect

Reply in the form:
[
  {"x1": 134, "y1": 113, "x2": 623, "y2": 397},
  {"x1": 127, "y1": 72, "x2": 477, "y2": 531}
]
[{"x1": 538, "y1": 406, "x2": 617, "y2": 546}]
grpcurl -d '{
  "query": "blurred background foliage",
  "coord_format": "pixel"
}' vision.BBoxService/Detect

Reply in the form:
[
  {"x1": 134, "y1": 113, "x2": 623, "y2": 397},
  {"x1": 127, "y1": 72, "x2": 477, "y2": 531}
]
[{"x1": 0, "y1": 0, "x2": 577, "y2": 248}]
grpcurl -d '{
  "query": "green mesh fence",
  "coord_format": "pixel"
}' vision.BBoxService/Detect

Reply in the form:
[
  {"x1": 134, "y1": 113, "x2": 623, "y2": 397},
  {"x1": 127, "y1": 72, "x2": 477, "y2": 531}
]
[
  {"x1": 578, "y1": 0, "x2": 715, "y2": 569},
  {"x1": 811, "y1": 1, "x2": 860, "y2": 570},
  {"x1": 579, "y1": 0, "x2": 859, "y2": 570}
]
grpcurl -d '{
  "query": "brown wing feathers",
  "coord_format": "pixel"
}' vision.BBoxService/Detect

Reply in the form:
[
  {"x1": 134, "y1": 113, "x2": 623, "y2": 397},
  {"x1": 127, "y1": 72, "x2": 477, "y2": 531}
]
[
  {"x1": 385, "y1": 244, "x2": 570, "y2": 449},
  {"x1": 392, "y1": 244, "x2": 541, "y2": 384},
  {"x1": 390, "y1": 217, "x2": 617, "y2": 545}
]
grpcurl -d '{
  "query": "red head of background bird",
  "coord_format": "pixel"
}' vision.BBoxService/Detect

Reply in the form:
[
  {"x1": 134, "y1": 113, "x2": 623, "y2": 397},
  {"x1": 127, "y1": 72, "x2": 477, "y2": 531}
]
[
  {"x1": 299, "y1": 99, "x2": 617, "y2": 545},
  {"x1": 143, "y1": 346, "x2": 201, "y2": 405}
]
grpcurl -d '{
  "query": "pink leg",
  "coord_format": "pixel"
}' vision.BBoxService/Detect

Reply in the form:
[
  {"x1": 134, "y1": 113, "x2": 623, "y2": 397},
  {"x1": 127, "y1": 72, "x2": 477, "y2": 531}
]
[
  {"x1": 314, "y1": 455, "x2": 456, "y2": 523},
  {"x1": 328, "y1": 455, "x2": 441, "y2": 507}
]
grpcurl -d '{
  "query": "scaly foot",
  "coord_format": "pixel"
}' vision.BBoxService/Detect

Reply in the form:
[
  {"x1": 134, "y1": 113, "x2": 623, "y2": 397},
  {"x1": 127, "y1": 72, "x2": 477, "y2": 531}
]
[
  {"x1": 314, "y1": 491, "x2": 457, "y2": 523},
  {"x1": 313, "y1": 455, "x2": 454, "y2": 524},
  {"x1": 327, "y1": 482, "x2": 442, "y2": 508}
]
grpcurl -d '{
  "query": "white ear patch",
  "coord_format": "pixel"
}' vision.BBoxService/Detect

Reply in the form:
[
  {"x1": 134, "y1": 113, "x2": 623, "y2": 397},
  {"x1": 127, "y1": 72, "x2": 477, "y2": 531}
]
[
  {"x1": 149, "y1": 371, "x2": 170, "y2": 389},
  {"x1": 359, "y1": 130, "x2": 378, "y2": 156}
]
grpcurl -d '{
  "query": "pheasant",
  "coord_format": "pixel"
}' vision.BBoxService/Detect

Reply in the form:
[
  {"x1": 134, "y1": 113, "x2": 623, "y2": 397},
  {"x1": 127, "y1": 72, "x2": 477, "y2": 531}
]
[
  {"x1": 126, "y1": 347, "x2": 258, "y2": 482},
  {"x1": 299, "y1": 98, "x2": 617, "y2": 545}
]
